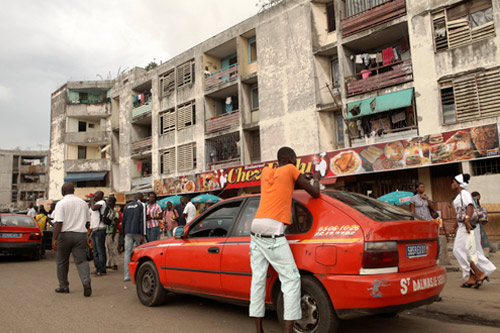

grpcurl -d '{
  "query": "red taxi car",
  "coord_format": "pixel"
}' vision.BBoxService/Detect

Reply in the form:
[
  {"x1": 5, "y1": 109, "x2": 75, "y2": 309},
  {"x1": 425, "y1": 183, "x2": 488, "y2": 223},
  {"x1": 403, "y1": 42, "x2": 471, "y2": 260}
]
[
  {"x1": 130, "y1": 191, "x2": 446, "y2": 332},
  {"x1": 0, "y1": 213, "x2": 42, "y2": 260}
]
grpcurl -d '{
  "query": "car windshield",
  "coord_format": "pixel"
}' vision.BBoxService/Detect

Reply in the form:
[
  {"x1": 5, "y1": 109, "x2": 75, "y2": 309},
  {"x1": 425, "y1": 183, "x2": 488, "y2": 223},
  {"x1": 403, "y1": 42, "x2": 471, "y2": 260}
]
[
  {"x1": 324, "y1": 191, "x2": 415, "y2": 222},
  {"x1": 0, "y1": 215, "x2": 37, "y2": 227}
]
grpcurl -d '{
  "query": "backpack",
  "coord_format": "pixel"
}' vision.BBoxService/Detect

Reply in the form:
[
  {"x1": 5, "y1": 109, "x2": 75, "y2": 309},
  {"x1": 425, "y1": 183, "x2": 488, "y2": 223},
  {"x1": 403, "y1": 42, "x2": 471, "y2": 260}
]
[{"x1": 100, "y1": 206, "x2": 115, "y2": 226}]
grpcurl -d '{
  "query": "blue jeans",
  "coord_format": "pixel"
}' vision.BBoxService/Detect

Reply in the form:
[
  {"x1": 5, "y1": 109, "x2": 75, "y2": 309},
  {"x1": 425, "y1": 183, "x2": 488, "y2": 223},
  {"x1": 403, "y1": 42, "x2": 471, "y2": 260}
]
[
  {"x1": 146, "y1": 226, "x2": 160, "y2": 242},
  {"x1": 124, "y1": 234, "x2": 142, "y2": 281},
  {"x1": 91, "y1": 229, "x2": 107, "y2": 274}
]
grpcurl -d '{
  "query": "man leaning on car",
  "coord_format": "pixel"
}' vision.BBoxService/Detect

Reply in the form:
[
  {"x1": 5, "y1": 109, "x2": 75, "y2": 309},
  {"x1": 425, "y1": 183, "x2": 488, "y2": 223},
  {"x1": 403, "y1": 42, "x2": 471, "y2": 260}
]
[
  {"x1": 52, "y1": 182, "x2": 92, "y2": 297},
  {"x1": 249, "y1": 147, "x2": 320, "y2": 333}
]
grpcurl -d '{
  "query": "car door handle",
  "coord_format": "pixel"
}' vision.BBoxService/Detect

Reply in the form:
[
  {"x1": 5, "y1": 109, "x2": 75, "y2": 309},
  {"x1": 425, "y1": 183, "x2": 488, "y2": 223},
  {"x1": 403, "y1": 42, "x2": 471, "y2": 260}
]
[{"x1": 208, "y1": 247, "x2": 220, "y2": 254}]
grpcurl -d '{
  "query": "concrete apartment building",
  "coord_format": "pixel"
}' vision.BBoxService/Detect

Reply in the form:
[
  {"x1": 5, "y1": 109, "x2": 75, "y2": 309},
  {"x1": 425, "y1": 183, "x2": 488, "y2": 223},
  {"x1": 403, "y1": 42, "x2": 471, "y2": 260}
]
[
  {"x1": 0, "y1": 149, "x2": 49, "y2": 211},
  {"x1": 49, "y1": 0, "x2": 500, "y2": 228}
]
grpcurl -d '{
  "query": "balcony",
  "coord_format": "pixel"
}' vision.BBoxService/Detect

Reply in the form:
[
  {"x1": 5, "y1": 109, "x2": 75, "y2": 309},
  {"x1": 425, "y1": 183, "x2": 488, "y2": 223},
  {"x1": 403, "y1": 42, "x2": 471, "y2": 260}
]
[
  {"x1": 65, "y1": 131, "x2": 111, "y2": 145},
  {"x1": 345, "y1": 59, "x2": 413, "y2": 96},
  {"x1": 342, "y1": 0, "x2": 406, "y2": 38},
  {"x1": 208, "y1": 158, "x2": 241, "y2": 171},
  {"x1": 205, "y1": 64, "x2": 239, "y2": 92},
  {"x1": 19, "y1": 165, "x2": 47, "y2": 174},
  {"x1": 66, "y1": 103, "x2": 111, "y2": 118},
  {"x1": 205, "y1": 111, "x2": 239, "y2": 134},
  {"x1": 132, "y1": 102, "x2": 152, "y2": 120},
  {"x1": 64, "y1": 158, "x2": 111, "y2": 173},
  {"x1": 131, "y1": 137, "x2": 152, "y2": 155},
  {"x1": 132, "y1": 176, "x2": 153, "y2": 188}
]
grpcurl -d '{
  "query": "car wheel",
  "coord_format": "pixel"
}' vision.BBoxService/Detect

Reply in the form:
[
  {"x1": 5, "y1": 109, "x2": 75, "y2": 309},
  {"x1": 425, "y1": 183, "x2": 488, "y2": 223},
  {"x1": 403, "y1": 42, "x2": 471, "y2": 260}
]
[
  {"x1": 136, "y1": 261, "x2": 167, "y2": 307},
  {"x1": 31, "y1": 248, "x2": 41, "y2": 261},
  {"x1": 277, "y1": 275, "x2": 339, "y2": 333}
]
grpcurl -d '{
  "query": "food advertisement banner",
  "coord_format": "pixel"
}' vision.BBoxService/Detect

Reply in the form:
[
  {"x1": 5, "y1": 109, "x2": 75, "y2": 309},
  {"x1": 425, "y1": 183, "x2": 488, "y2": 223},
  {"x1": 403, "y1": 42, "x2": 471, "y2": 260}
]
[{"x1": 155, "y1": 124, "x2": 499, "y2": 195}]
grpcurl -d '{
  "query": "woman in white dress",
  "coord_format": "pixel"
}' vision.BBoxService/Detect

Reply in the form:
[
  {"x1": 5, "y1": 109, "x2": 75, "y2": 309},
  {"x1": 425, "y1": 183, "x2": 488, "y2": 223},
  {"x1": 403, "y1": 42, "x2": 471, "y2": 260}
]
[{"x1": 451, "y1": 174, "x2": 496, "y2": 288}]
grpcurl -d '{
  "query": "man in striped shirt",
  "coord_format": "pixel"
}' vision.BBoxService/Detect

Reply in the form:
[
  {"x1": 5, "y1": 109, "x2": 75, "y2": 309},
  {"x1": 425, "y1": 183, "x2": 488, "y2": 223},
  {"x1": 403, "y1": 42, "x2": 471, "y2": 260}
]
[{"x1": 146, "y1": 192, "x2": 162, "y2": 242}]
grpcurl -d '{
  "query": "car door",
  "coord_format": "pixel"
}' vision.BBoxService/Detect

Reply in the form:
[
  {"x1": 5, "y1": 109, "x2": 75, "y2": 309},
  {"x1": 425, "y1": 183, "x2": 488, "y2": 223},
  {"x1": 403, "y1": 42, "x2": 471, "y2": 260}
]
[
  {"x1": 163, "y1": 199, "x2": 244, "y2": 296},
  {"x1": 220, "y1": 197, "x2": 314, "y2": 301}
]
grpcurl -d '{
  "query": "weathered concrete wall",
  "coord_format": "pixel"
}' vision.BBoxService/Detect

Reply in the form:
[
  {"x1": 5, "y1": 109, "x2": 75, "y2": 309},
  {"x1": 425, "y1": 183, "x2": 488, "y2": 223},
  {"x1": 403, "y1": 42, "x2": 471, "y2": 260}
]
[
  {"x1": 311, "y1": 1, "x2": 337, "y2": 50},
  {"x1": 48, "y1": 86, "x2": 68, "y2": 200},
  {"x1": 0, "y1": 152, "x2": 13, "y2": 210}
]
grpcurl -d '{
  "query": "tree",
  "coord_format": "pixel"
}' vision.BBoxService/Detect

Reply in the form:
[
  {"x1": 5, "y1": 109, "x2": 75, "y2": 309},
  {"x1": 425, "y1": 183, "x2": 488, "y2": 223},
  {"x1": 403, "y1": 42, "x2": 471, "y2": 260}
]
[
  {"x1": 256, "y1": 0, "x2": 286, "y2": 12},
  {"x1": 145, "y1": 60, "x2": 158, "y2": 71}
]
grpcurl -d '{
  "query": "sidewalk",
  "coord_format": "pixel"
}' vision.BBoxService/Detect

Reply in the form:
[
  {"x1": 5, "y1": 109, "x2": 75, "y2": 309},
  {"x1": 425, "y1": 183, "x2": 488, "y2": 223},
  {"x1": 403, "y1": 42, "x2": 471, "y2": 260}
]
[{"x1": 415, "y1": 240, "x2": 500, "y2": 326}]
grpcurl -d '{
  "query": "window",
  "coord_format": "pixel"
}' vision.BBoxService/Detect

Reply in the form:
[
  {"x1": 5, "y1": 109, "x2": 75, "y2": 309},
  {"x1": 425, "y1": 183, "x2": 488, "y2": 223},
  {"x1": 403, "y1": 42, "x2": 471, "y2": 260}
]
[
  {"x1": 345, "y1": 0, "x2": 389, "y2": 18},
  {"x1": 159, "y1": 70, "x2": 175, "y2": 96},
  {"x1": 160, "y1": 108, "x2": 176, "y2": 134},
  {"x1": 77, "y1": 146, "x2": 87, "y2": 159},
  {"x1": 177, "y1": 60, "x2": 195, "y2": 88},
  {"x1": 178, "y1": 143, "x2": 196, "y2": 171},
  {"x1": 187, "y1": 201, "x2": 243, "y2": 238},
  {"x1": 432, "y1": 0, "x2": 495, "y2": 51},
  {"x1": 326, "y1": 2, "x2": 336, "y2": 32},
  {"x1": 251, "y1": 84, "x2": 259, "y2": 110},
  {"x1": 249, "y1": 37, "x2": 257, "y2": 63},
  {"x1": 334, "y1": 113, "x2": 345, "y2": 147},
  {"x1": 0, "y1": 215, "x2": 37, "y2": 227},
  {"x1": 88, "y1": 123, "x2": 95, "y2": 129},
  {"x1": 78, "y1": 121, "x2": 87, "y2": 132},
  {"x1": 177, "y1": 101, "x2": 196, "y2": 130},
  {"x1": 75, "y1": 180, "x2": 106, "y2": 188},
  {"x1": 471, "y1": 157, "x2": 500, "y2": 176},
  {"x1": 331, "y1": 59, "x2": 340, "y2": 87},
  {"x1": 234, "y1": 199, "x2": 260, "y2": 236},
  {"x1": 440, "y1": 67, "x2": 500, "y2": 124},
  {"x1": 440, "y1": 86, "x2": 456, "y2": 124},
  {"x1": 161, "y1": 148, "x2": 175, "y2": 174}
]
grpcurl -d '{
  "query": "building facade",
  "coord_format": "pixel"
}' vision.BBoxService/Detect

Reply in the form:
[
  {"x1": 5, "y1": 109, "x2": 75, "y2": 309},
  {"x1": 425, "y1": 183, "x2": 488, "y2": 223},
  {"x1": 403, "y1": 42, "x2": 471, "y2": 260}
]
[
  {"x1": 0, "y1": 149, "x2": 49, "y2": 211},
  {"x1": 49, "y1": 0, "x2": 500, "y2": 230}
]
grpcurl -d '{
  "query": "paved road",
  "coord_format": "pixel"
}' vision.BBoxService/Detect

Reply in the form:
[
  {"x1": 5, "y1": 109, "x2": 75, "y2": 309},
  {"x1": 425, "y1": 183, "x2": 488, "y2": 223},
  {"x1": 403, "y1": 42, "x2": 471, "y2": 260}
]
[{"x1": 0, "y1": 251, "x2": 498, "y2": 333}]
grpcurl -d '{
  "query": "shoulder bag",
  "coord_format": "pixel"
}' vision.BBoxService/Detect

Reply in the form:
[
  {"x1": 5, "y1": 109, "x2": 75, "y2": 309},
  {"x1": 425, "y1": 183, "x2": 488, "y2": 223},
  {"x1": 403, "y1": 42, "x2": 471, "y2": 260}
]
[{"x1": 456, "y1": 192, "x2": 477, "y2": 228}]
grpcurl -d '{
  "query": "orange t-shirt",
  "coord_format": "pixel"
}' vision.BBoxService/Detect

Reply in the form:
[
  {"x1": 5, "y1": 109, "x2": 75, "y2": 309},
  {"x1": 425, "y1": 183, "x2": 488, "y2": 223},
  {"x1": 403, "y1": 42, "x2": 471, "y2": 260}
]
[{"x1": 254, "y1": 164, "x2": 301, "y2": 225}]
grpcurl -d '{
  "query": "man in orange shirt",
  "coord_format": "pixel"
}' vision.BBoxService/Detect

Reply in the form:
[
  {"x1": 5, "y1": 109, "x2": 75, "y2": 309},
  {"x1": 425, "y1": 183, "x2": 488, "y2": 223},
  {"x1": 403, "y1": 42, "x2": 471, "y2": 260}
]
[{"x1": 250, "y1": 147, "x2": 320, "y2": 333}]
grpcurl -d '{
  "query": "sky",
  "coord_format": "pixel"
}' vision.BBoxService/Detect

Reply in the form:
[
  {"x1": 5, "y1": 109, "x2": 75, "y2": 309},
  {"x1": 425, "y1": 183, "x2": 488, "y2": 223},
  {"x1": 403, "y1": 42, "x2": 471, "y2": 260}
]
[{"x1": 0, "y1": 0, "x2": 259, "y2": 150}]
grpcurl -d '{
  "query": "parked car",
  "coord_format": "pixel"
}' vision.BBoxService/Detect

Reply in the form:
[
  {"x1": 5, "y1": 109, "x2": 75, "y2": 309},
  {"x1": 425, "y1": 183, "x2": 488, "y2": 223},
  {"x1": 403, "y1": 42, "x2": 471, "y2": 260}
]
[
  {"x1": 0, "y1": 214, "x2": 42, "y2": 260},
  {"x1": 129, "y1": 190, "x2": 446, "y2": 332}
]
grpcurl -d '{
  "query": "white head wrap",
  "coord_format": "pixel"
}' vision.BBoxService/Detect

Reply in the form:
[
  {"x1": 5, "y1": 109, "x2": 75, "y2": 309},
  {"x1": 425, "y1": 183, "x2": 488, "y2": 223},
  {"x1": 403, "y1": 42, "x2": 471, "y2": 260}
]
[{"x1": 454, "y1": 174, "x2": 468, "y2": 190}]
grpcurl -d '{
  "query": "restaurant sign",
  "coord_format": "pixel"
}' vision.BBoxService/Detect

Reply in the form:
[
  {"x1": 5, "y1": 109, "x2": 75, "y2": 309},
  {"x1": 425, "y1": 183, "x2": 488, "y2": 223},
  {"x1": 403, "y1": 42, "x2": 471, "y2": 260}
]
[{"x1": 155, "y1": 123, "x2": 499, "y2": 195}]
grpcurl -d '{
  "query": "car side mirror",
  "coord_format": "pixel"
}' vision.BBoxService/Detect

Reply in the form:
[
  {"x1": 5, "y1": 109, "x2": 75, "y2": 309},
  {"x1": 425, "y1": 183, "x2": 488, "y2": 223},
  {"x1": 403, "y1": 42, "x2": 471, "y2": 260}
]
[{"x1": 173, "y1": 226, "x2": 185, "y2": 239}]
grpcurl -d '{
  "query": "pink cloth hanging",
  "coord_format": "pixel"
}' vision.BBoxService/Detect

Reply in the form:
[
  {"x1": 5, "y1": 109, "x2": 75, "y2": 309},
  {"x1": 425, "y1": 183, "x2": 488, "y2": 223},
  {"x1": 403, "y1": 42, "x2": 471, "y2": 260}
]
[{"x1": 382, "y1": 47, "x2": 394, "y2": 66}]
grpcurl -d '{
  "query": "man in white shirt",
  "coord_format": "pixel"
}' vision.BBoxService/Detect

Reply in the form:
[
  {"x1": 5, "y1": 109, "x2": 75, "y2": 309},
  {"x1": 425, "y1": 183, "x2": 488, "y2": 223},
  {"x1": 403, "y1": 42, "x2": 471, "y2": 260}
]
[
  {"x1": 182, "y1": 197, "x2": 196, "y2": 224},
  {"x1": 27, "y1": 203, "x2": 36, "y2": 218},
  {"x1": 90, "y1": 191, "x2": 107, "y2": 276},
  {"x1": 52, "y1": 183, "x2": 92, "y2": 297}
]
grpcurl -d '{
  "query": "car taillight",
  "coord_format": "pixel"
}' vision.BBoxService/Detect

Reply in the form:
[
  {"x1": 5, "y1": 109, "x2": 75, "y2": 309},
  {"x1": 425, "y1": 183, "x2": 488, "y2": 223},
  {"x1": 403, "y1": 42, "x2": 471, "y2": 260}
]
[
  {"x1": 362, "y1": 241, "x2": 399, "y2": 268},
  {"x1": 29, "y1": 232, "x2": 41, "y2": 240}
]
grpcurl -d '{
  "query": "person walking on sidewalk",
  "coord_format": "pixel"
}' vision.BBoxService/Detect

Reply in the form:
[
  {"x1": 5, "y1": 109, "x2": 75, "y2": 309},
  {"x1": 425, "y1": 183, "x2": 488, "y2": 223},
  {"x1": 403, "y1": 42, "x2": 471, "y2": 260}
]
[
  {"x1": 122, "y1": 193, "x2": 146, "y2": 282},
  {"x1": 52, "y1": 183, "x2": 92, "y2": 297},
  {"x1": 89, "y1": 191, "x2": 107, "y2": 276},
  {"x1": 105, "y1": 196, "x2": 119, "y2": 271},
  {"x1": 249, "y1": 147, "x2": 320, "y2": 333},
  {"x1": 146, "y1": 192, "x2": 162, "y2": 242},
  {"x1": 410, "y1": 182, "x2": 434, "y2": 221},
  {"x1": 451, "y1": 174, "x2": 496, "y2": 289},
  {"x1": 182, "y1": 197, "x2": 196, "y2": 224},
  {"x1": 163, "y1": 201, "x2": 179, "y2": 238}
]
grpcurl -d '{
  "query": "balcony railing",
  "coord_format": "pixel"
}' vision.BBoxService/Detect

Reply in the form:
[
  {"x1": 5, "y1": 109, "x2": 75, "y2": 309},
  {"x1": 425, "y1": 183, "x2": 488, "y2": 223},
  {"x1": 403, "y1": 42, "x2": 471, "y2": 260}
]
[
  {"x1": 132, "y1": 102, "x2": 152, "y2": 119},
  {"x1": 64, "y1": 158, "x2": 111, "y2": 173},
  {"x1": 207, "y1": 158, "x2": 241, "y2": 170},
  {"x1": 131, "y1": 137, "x2": 152, "y2": 155},
  {"x1": 342, "y1": 0, "x2": 406, "y2": 37},
  {"x1": 65, "y1": 131, "x2": 111, "y2": 145},
  {"x1": 345, "y1": 59, "x2": 412, "y2": 96},
  {"x1": 205, "y1": 111, "x2": 239, "y2": 134},
  {"x1": 66, "y1": 103, "x2": 111, "y2": 118},
  {"x1": 205, "y1": 64, "x2": 239, "y2": 92},
  {"x1": 19, "y1": 165, "x2": 47, "y2": 174},
  {"x1": 132, "y1": 176, "x2": 153, "y2": 188}
]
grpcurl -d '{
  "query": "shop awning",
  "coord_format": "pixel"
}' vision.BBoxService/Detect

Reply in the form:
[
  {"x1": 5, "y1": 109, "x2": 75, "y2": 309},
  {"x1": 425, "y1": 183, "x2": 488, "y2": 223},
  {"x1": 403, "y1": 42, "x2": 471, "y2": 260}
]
[
  {"x1": 64, "y1": 171, "x2": 107, "y2": 182},
  {"x1": 347, "y1": 88, "x2": 414, "y2": 119}
]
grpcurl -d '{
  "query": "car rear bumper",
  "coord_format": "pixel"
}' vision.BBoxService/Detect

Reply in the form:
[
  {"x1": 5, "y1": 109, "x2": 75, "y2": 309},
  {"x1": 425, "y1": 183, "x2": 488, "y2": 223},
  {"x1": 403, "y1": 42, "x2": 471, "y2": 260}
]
[
  {"x1": 0, "y1": 242, "x2": 41, "y2": 254},
  {"x1": 317, "y1": 265, "x2": 446, "y2": 319}
]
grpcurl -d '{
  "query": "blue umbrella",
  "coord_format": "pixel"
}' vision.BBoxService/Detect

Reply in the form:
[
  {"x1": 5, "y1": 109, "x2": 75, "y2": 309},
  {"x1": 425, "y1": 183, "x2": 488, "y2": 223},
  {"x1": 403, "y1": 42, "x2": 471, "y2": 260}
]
[
  {"x1": 157, "y1": 195, "x2": 182, "y2": 208},
  {"x1": 377, "y1": 191, "x2": 414, "y2": 206},
  {"x1": 191, "y1": 194, "x2": 222, "y2": 204}
]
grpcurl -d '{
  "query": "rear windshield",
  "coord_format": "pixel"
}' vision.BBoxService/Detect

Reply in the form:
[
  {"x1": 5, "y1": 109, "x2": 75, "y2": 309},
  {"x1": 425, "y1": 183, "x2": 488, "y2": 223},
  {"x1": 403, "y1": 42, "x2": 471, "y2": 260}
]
[
  {"x1": 324, "y1": 191, "x2": 415, "y2": 222},
  {"x1": 0, "y1": 215, "x2": 37, "y2": 227}
]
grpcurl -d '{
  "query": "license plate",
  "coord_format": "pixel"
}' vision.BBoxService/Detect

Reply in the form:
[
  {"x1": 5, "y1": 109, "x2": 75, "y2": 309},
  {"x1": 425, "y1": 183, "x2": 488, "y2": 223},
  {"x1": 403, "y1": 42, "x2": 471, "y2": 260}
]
[
  {"x1": 1, "y1": 233, "x2": 20, "y2": 238},
  {"x1": 406, "y1": 244, "x2": 427, "y2": 258}
]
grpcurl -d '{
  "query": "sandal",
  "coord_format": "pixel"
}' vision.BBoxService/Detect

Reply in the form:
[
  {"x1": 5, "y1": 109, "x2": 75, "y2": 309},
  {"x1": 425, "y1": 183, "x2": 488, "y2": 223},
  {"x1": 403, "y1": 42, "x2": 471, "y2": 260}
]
[
  {"x1": 474, "y1": 276, "x2": 490, "y2": 289},
  {"x1": 460, "y1": 282, "x2": 474, "y2": 288}
]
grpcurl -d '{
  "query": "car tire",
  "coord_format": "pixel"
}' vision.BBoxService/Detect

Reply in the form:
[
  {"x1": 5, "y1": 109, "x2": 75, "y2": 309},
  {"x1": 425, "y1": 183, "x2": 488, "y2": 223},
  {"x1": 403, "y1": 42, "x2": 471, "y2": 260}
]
[
  {"x1": 31, "y1": 248, "x2": 41, "y2": 261},
  {"x1": 136, "y1": 261, "x2": 167, "y2": 307},
  {"x1": 277, "y1": 275, "x2": 339, "y2": 333}
]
